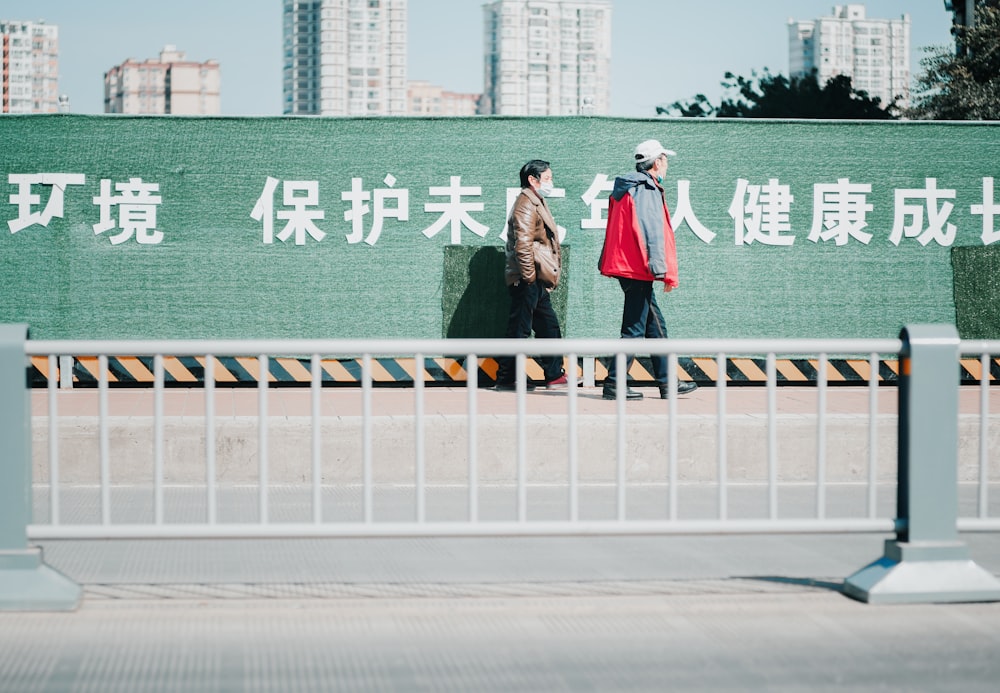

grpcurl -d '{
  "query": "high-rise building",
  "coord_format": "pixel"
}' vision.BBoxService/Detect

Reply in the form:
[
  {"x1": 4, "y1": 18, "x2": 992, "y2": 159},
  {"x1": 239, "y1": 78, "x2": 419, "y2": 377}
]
[
  {"x1": 944, "y1": 0, "x2": 978, "y2": 56},
  {"x1": 788, "y1": 4, "x2": 910, "y2": 109},
  {"x1": 104, "y1": 46, "x2": 221, "y2": 115},
  {"x1": 482, "y1": 0, "x2": 612, "y2": 116},
  {"x1": 283, "y1": 0, "x2": 407, "y2": 116},
  {"x1": 407, "y1": 81, "x2": 482, "y2": 116},
  {"x1": 1, "y1": 19, "x2": 59, "y2": 114}
]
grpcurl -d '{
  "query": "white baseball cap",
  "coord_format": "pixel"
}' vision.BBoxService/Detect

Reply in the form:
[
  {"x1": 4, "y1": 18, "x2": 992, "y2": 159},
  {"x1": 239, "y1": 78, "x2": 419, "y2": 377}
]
[{"x1": 634, "y1": 139, "x2": 676, "y2": 164}]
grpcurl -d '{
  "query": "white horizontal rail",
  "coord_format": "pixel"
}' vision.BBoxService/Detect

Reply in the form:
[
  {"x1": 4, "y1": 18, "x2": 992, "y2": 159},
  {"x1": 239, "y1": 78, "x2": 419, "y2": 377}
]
[
  {"x1": 960, "y1": 341, "x2": 1000, "y2": 355},
  {"x1": 958, "y1": 518, "x2": 1000, "y2": 532},
  {"x1": 27, "y1": 518, "x2": 900, "y2": 540},
  {"x1": 27, "y1": 337, "x2": 903, "y2": 358}
]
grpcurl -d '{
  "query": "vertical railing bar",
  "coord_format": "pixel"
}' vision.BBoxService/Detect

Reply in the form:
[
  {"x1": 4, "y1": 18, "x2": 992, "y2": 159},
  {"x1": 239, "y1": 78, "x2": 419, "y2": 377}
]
[
  {"x1": 668, "y1": 353, "x2": 679, "y2": 522},
  {"x1": 980, "y1": 352, "x2": 990, "y2": 519},
  {"x1": 153, "y1": 354, "x2": 164, "y2": 525},
  {"x1": 868, "y1": 351, "x2": 879, "y2": 519},
  {"x1": 362, "y1": 353, "x2": 373, "y2": 524},
  {"x1": 467, "y1": 353, "x2": 478, "y2": 523},
  {"x1": 516, "y1": 352, "x2": 527, "y2": 523},
  {"x1": 767, "y1": 352, "x2": 777, "y2": 520},
  {"x1": 311, "y1": 354, "x2": 322, "y2": 525},
  {"x1": 258, "y1": 354, "x2": 269, "y2": 525},
  {"x1": 59, "y1": 354, "x2": 72, "y2": 390},
  {"x1": 205, "y1": 355, "x2": 217, "y2": 525},
  {"x1": 567, "y1": 352, "x2": 579, "y2": 523},
  {"x1": 47, "y1": 355, "x2": 60, "y2": 525},
  {"x1": 716, "y1": 352, "x2": 728, "y2": 521},
  {"x1": 816, "y1": 353, "x2": 827, "y2": 520},
  {"x1": 615, "y1": 352, "x2": 626, "y2": 522},
  {"x1": 99, "y1": 354, "x2": 110, "y2": 526},
  {"x1": 415, "y1": 353, "x2": 426, "y2": 524}
]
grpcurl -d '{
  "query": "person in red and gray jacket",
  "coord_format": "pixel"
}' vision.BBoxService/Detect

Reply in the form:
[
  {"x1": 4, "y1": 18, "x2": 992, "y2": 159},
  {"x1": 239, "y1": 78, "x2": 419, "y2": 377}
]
[{"x1": 598, "y1": 139, "x2": 698, "y2": 401}]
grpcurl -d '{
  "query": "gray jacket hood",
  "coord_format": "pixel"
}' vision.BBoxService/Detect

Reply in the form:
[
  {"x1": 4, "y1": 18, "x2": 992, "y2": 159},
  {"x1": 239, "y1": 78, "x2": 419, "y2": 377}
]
[{"x1": 612, "y1": 171, "x2": 657, "y2": 201}]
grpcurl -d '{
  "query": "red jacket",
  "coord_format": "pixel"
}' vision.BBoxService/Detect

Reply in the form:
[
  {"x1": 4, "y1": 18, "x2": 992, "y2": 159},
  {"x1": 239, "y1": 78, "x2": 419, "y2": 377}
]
[{"x1": 598, "y1": 183, "x2": 679, "y2": 288}]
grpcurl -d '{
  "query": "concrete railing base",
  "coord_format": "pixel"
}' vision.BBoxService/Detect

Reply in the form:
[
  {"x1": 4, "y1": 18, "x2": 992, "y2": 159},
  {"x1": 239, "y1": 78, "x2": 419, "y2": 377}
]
[
  {"x1": 844, "y1": 539, "x2": 1000, "y2": 604},
  {"x1": 0, "y1": 548, "x2": 82, "y2": 611}
]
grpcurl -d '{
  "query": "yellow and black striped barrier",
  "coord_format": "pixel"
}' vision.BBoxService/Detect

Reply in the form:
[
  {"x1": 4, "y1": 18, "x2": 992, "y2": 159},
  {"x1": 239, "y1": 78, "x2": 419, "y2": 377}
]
[{"x1": 27, "y1": 355, "x2": 1000, "y2": 387}]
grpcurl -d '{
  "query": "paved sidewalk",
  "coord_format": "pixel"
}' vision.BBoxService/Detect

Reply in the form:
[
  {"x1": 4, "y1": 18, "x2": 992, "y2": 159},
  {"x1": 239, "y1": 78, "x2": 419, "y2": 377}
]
[
  {"x1": 30, "y1": 380, "x2": 1000, "y2": 417},
  {"x1": 32, "y1": 382, "x2": 919, "y2": 418}
]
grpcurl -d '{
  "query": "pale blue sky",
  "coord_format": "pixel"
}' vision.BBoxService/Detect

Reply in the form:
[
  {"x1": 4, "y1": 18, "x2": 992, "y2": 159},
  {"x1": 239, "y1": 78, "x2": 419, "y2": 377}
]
[{"x1": 4, "y1": 1, "x2": 954, "y2": 116}]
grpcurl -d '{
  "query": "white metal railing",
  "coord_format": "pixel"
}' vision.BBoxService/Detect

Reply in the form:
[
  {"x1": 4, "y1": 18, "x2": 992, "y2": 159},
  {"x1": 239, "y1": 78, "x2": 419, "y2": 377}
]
[
  {"x1": 962, "y1": 341, "x2": 1000, "y2": 523},
  {"x1": 21, "y1": 336, "x2": 999, "y2": 539}
]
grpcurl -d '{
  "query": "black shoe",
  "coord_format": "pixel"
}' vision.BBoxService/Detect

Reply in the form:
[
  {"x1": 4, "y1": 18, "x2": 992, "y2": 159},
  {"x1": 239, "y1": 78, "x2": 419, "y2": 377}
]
[
  {"x1": 495, "y1": 381, "x2": 536, "y2": 392},
  {"x1": 659, "y1": 381, "x2": 699, "y2": 399},
  {"x1": 602, "y1": 384, "x2": 643, "y2": 400}
]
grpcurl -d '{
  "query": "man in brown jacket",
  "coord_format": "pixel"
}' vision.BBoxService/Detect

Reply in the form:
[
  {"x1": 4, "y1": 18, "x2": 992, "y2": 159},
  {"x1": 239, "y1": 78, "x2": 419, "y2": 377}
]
[{"x1": 495, "y1": 159, "x2": 568, "y2": 390}]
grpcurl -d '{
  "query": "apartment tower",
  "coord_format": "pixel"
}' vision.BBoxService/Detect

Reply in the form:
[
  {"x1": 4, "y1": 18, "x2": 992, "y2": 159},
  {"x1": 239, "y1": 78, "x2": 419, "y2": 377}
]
[
  {"x1": 1, "y1": 19, "x2": 59, "y2": 113},
  {"x1": 789, "y1": 4, "x2": 910, "y2": 108},
  {"x1": 482, "y1": 0, "x2": 612, "y2": 116},
  {"x1": 283, "y1": 0, "x2": 407, "y2": 116},
  {"x1": 103, "y1": 46, "x2": 221, "y2": 115}
]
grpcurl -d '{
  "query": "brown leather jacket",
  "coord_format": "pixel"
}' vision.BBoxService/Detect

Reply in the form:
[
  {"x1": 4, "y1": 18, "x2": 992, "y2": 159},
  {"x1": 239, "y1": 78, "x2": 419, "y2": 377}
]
[{"x1": 504, "y1": 187, "x2": 561, "y2": 288}]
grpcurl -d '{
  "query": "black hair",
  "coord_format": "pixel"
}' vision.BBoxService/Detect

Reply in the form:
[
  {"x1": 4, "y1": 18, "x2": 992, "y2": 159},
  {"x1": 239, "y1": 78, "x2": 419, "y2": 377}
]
[
  {"x1": 636, "y1": 157, "x2": 657, "y2": 173},
  {"x1": 520, "y1": 159, "x2": 551, "y2": 188}
]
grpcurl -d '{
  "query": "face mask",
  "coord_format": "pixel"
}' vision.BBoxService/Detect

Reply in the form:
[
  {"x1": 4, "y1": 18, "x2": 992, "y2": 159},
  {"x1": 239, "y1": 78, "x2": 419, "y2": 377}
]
[
  {"x1": 656, "y1": 175, "x2": 664, "y2": 184},
  {"x1": 538, "y1": 181, "x2": 555, "y2": 197}
]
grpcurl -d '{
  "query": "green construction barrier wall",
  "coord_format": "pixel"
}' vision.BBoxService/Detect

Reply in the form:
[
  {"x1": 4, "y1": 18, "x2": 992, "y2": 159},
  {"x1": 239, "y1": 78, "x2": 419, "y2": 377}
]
[
  {"x1": 952, "y1": 246, "x2": 1000, "y2": 340},
  {"x1": 2, "y1": 115, "x2": 998, "y2": 340}
]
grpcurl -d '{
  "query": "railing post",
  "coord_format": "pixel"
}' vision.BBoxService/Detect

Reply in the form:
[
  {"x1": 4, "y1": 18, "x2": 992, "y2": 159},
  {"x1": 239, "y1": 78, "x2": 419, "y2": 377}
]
[
  {"x1": 0, "y1": 325, "x2": 81, "y2": 611},
  {"x1": 844, "y1": 324, "x2": 1000, "y2": 604}
]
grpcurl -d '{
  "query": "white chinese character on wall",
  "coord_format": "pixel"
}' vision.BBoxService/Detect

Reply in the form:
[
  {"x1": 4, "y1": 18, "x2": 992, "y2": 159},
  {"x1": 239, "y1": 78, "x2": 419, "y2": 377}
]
[
  {"x1": 251, "y1": 177, "x2": 327, "y2": 245},
  {"x1": 972, "y1": 177, "x2": 1000, "y2": 246},
  {"x1": 421, "y1": 176, "x2": 489, "y2": 244},
  {"x1": 7, "y1": 173, "x2": 86, "y2": 233},
  {"x1": 580, "y1": 174, "x2": 614, "y2": 229},
  {"x1": 890, "y1": 178, "x2": 957, "y2": 247},
  {"x1": 342, "y1": 174, "x2": 409, "y2": 246},
  {"x1": 729, "y1": 178, "x2": 795, "y2": 246},
  {"x1": 672, "y1": 179, "x2": 716, "y2": 243},
  {"x1": 92, "y1": 178, "x2": 164, "y2": 245},
  {"x1": 808, "y1": 179, "x2": 874, "y2": 246}
]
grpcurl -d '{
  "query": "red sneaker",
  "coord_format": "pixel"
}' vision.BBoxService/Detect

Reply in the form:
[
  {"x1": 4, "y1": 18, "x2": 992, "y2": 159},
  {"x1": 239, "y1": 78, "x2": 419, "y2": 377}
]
[{"x1": 544, "y1": 374, "x2": 570, "y2": 389}]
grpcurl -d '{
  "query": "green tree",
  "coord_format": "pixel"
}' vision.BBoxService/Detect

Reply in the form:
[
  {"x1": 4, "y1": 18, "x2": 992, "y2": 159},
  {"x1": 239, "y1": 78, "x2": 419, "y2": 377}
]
[
  {"x1": 658, "y1": 69, "x2": 898, "y2": 120},
  {"x1": 907, "y1": 0, "x2": 1000, "y2": 120}
]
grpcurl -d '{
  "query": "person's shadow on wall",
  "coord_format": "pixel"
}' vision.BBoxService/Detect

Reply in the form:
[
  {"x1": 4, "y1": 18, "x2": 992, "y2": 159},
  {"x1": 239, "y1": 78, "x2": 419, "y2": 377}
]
[
  {"x1": 442, "y1": 245, "x2": 570, "y2": 383},
  {"x1": 442, "y1": 246, "x2": 508, "y2": 384},
  {"x1": 444, "y1": 246, "x2": 508, "y2": 340}
]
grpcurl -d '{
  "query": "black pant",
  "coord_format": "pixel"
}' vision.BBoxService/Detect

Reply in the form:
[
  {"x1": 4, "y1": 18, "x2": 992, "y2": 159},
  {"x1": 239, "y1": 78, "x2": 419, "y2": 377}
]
[
  {"x1": 495, "y1": 280, "x2": 563, "y2": 383},
  {"x1": 606, "y1": 277, "x2": 669, "y2": 385}
]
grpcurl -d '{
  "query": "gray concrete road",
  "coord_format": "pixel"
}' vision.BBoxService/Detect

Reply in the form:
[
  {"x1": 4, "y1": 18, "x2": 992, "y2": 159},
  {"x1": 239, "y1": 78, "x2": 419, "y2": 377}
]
[
  {"x1": 0, "y1": 533, "x2": 997, "y2": 692},
  {"x1": 3, "y1": 585, "x2": 1000, "y2": 692}
]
